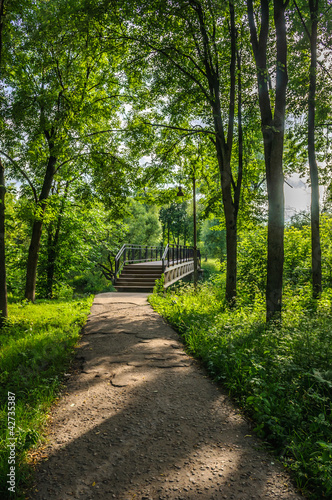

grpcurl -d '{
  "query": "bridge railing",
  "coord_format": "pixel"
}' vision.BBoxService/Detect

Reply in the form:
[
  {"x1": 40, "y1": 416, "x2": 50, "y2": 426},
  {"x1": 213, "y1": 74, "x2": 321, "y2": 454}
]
[
  {"x1": 114, "y1": 243, "x2": 201, "y2": 284},
  {"x1": 161, "y1": 244, "x2": 200, "y2": 272},
  {"x1": 162, "y1": 244, "x2": 201, "y2": 287},
  {"x1": 114, "y1": 244, "x2": 164, "y2": 280}
]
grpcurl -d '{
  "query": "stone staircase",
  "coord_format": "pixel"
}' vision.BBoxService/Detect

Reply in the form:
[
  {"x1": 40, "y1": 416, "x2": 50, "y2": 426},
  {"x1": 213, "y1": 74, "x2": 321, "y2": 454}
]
[{"x1": 114, "y1": 263, "x2": 163, "y2": 292}]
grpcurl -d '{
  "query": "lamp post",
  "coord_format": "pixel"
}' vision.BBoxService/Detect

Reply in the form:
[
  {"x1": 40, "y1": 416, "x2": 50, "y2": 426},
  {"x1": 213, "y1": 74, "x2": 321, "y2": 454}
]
[{"x1": 192, "y1": 173, "x2": 198, "y2": 290}]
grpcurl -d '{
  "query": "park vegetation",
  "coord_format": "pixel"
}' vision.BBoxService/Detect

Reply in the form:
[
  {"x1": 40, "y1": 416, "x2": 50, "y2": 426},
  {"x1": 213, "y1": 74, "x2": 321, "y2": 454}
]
[{"x1": 0, "y1": 0, "x2": 331, "y2": 498}]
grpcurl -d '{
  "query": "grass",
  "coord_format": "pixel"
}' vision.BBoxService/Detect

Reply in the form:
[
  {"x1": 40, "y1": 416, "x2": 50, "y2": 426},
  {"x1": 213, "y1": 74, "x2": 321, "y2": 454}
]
[
  {"x1": 0, "y1": 296, "x2": 93, "y2": 499},
  {"x1": 149, "y1": 261, "x2": 332, "y2": 499}
]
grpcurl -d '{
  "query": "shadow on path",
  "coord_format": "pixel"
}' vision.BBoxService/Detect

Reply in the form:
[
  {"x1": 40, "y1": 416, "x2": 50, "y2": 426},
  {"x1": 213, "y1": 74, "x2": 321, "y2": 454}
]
[{"x1": 27, "y1": 293, "x2": 303, "y2": 500}]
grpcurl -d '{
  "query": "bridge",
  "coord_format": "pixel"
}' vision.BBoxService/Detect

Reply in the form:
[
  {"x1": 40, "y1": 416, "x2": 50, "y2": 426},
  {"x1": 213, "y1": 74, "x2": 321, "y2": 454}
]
[{"x1": 114, "y1": 244, "x2": 201, "y2": 292}]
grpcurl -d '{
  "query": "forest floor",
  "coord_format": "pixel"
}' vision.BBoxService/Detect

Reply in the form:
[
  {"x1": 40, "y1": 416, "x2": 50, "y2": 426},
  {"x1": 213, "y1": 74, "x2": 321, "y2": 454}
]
[{"x1": 27, "y1": 292, "x2": 304, "y2": 500}]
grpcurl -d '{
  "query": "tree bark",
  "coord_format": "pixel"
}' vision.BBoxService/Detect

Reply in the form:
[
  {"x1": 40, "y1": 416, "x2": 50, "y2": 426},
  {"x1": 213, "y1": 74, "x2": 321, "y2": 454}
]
[
  {"x1": 0, "y1": 159, "x2": 7, "y2": 326},
  {"x1": 247, "y1": 0, "x2": 288, "y2": 321},
  {"x1": 46, "y1": 182, "x2": 69, "y2": 298},
  {"x1": 0, "y1": 0, "x2": 5, "y2": 69},
  {"x1": 0, "y1": 1, "x2": 7, "y2": 325},
  {"x1": 25, "y1": 155, "x2": 57, "y2": 301},
  {"x1": 308, "y1": 0, "x2": 322, "y2": 298},
  {"x1": 205, "y1": 0, "x2": 239, "y2": 303}
]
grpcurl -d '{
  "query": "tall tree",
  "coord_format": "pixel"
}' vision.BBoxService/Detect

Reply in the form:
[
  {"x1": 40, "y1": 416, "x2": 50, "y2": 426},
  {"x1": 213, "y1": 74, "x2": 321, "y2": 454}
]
[
  {"x1": 307, "y1": 0, "x2": 322, "y2": 298},
  {"x1": 247, "y1": 0, "x2": 289, "y2": 320},
  {"x1": 1, "y1": 0, "x2": 128, "y2": 301},
  {"x1": 293, "y1": 0, "x2": 323, "y2": 298},
  {"x1": 0, "y1": 0, "x2": 7, "y2": 325},
  {"x1": 121, "y1": 0, "x2": 254, "y2": 303}
]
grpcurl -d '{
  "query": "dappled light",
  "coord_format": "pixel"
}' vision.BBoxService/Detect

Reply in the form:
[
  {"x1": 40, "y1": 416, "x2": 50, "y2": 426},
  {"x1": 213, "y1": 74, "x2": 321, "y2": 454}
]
[
  {"x1": 26, "y1": 293, "x2": 302, "y2": 499},
  {"x1": 0, "y1": 0, "x2": 331, "y2": 498}
]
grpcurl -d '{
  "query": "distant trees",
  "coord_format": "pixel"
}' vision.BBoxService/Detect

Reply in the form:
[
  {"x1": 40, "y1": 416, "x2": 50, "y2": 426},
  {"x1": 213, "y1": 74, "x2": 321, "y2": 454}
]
[
  {"x1": 200, "y1": 219, "x2": 226, "y2": 261},
  {"x1": 124, "y1": 200, "x2": 162, "y2": 246}
]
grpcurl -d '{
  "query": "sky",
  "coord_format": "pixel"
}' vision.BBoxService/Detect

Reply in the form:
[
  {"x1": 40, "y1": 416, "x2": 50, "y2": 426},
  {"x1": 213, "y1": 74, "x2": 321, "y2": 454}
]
[{"x1": 284, "y1": 173, "x2": 325, "y2": 219}]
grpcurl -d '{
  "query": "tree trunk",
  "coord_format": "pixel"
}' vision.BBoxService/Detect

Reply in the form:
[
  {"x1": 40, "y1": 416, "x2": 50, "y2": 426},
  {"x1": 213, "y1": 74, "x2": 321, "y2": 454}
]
[
  {"x1": 308, "y1": 0, "x2": 322, "y2": 298},
  {"x1": 0, "y1": 159, "x2": 7, "y2": 326},
  {"x1": 46, "y1": 227, "x2": 56, "y2": 298},
  {"x1": 25, "y1": 155, "x2": 57, "y2": 301},
  {"x1": 46, "y1": 182, "x2": 69, "y2": 298},
  {"x1": 266, "y1": 143, "x2": 285, "y2": 319},
  {"x1": 0, "y1": 1, "x2": 7, "y2": 326},
  {"x1": 247, "y1": 0, "x2": 288, "y2": 321},
  {"x1": 265, "y1": 0, "x2": 287, "y2": 321},
  {"x1": 225, "y1": 211, "x2": 237, "y2": 303}
]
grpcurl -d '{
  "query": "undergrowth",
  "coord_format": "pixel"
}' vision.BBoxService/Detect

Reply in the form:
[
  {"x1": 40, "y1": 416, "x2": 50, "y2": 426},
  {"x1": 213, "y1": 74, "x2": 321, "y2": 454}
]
[
  {"x1": 0, "y1": 297, "x2": 93, "y2": 499},
  {"x1": 149, "y1": 265, "x2": 332, "y2": 499}
]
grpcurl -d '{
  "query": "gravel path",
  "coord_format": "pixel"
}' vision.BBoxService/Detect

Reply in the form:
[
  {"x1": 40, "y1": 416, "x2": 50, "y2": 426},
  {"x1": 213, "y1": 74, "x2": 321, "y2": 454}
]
[{"x1": 28, "y1": 292, "x2": 304, "y2": 500}]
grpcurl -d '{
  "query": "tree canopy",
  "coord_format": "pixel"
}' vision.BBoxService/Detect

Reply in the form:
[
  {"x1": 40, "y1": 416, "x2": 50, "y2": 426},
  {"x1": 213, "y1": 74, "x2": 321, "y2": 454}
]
[{"x1": 0, "y1": 0, "x2": 331, "y2": 319}]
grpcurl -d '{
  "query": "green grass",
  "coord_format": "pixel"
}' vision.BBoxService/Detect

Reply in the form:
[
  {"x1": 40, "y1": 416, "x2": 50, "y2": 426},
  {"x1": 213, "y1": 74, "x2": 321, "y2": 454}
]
[
  {"x1": 0, "y1": 297, "x2": 93, "y2": 499},
  {"x1": 149, "y1": 263, "x2": 332, "y2": 499}
]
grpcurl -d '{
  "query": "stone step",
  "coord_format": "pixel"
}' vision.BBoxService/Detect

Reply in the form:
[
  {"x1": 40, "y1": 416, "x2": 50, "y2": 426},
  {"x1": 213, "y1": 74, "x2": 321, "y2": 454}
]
[
  {"x1": 116, "y1": 280, "x2": 157, "y2": 286},
  {"x1": 114, "y1": 285, "x2": 155, "y2": 292},
  {"x1": 120, "y1": 270, "x2": 162, "y2": 276},
  {"x1": 122, "y1": 266, "x2": 163, "y2": 272}
]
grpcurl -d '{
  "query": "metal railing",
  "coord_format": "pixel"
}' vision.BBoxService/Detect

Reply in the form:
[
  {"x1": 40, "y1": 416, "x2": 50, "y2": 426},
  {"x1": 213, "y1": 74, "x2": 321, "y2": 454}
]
[
  {"x1": 162, "y1": 244, "x2": 199, "y2": 272},
  {"x1": 114, "y1": 243, "x2": 201, "y2": 283},
  {"x1": 114, "y1": 244, "x2": 163, "y2": 280}
]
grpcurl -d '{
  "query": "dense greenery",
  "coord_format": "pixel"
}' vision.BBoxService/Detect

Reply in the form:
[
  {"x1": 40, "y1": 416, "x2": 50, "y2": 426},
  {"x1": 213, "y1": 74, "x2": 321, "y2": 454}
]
[
  {"x1": 0, "y1": 297, "x2": 93, "y2": 498},
  {"x1": 150, "y1": 254, "x2": 332, "y2": 499},
  {"x1": 0, "y1": 0, "x2": 331, "y2": 497}
]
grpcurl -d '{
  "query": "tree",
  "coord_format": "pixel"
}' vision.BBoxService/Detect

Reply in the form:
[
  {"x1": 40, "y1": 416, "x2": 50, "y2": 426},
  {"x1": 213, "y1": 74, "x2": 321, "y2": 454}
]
[
  {"x1": 0, "y1": 0, "x2": 7, "y2": 325},
  {"x1": 292, "y1": 0, "x2": 330, "y2": 298},
  {"x1": 124, "y1": 199, "x2": 162, "y2": 246},
  {"x1": 200, "y1": 219, "x2": 226, "y2": 261},
  {"x1": 1, "y1": 0, "x2": 129, "y2": 301},
  {"x1": 247, "y1": 0, "x2": 289, "y2": 321},
  {"x1": 121, "y1": 0, "x2": 257, "y2": 303},
  {"x1": 0, "y1": 159, "x2": 6, "y2": 326},
  {"x1": 159, "y1": 202, "x2": 188, "y2": 246}
]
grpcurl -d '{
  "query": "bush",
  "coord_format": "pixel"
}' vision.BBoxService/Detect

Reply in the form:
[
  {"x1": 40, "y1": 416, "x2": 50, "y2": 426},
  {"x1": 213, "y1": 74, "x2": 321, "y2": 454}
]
[{"x1": 149, "y1": 277, "x2": 332, "y2": 499}]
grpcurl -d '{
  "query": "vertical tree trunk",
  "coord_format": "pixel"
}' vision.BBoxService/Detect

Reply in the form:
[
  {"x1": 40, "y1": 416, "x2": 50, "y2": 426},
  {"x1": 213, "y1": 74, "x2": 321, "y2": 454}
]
[
  {"x1": 0, "y1": 1, "x2": 7, "y2": 326},
  {"x1": 266, "y1": 143, "x2": 285, "y2": 319},
  {"x1": 190, "y1": 0, "x2": 239, "y2": 303},
  {"x1": 247, "y1": 0, "x2": 288, "y2": 321},
  {"x1": 46, "y1": 182, "x2": 69, "y2": 298},
  {"x1": 0, "y1": 159, "x2": 7, "y2": 326},
  {"x1": 308, "y1": 0, "x2": 322, "y2": 298},
  {"x1": 224, "y1": 210, "x2": 237, "y2": 303},
  {"x1": 25, "y1": 155, "x2": 57, "y2": 301}
]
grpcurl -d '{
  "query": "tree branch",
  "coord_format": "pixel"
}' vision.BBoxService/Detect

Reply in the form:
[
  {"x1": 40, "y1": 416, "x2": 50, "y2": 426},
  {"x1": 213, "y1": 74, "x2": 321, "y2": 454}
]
[
  {"x1": 293, "y1": 0, "x2": 311, "y2": 41},
  {"x1": 0, "y1": 151, "x2": 38, "y2": 202},
  {"x1": 144, "y1": 122, "x2": 216, "y2": 135}
]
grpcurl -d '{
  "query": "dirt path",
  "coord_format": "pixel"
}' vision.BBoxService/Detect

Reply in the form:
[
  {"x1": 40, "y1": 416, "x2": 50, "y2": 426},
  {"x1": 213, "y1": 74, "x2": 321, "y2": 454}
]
[{"x1": 28, "y1": 293, "x2": 304, "y2": 500}]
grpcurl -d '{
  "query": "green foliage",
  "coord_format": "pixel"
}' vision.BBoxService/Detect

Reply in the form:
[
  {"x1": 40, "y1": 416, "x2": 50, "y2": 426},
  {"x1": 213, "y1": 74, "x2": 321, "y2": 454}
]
[
  {"x1": 153, "y1": 274, "x2": 165, "y2": 296},
  {"x1": 124, "y1": 199, "x2": 162, "y2": 246},
  {"x1": 159, "y1": 202, "x2": 190, "y2": 245},
  {"x1": 236, "y1": 216, "x2": 332, "y2": 301},
  {"x1": 0, "y1": 297, "x2": 93, "y2": 498},
  {"x1": 149, "y1": 258, "x2": 332, "y2": 499},
  {"x1": 199, "y1": 219, "x2": 226, "y2": 261}
]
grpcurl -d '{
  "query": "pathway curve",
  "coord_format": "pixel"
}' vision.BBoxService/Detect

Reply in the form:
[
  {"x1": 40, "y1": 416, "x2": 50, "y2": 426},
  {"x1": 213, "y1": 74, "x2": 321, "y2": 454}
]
[{"x1": 28, "y1": 293, "x2": 304, "y2": 500}]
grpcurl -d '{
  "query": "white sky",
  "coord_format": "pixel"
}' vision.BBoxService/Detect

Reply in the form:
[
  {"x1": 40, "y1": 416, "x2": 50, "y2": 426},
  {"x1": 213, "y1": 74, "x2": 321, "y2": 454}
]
[{"x1": 284, "y1": 173, "x2": 325, "y2": 218}]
